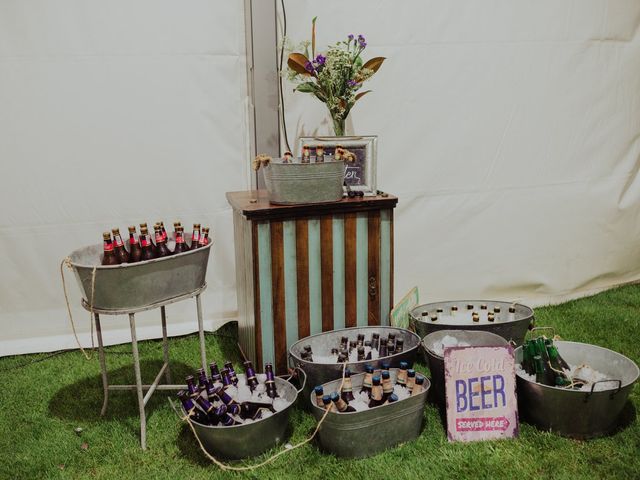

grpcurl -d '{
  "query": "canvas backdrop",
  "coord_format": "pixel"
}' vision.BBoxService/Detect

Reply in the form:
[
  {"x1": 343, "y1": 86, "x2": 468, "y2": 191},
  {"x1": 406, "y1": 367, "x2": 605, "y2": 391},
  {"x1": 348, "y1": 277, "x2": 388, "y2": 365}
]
[{"x1": 1, "y1": 1, "x2": 639, "y2": 355}]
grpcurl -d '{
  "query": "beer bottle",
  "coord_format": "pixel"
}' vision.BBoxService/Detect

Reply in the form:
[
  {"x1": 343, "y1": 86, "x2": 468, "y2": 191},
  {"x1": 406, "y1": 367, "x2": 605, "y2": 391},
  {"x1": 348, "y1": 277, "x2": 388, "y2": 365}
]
[
  {"x1": 357, "y1": 346, "x2": 366, "y2": 362},
  {"x1": 412, "y1": 375, "x2": 426, "y2": 396},
  {"x1": 240, "y1": 401, "x2": 274, "y2": 420},
  {"x1": 282, "y1": 151, "x2": 293, "y2": 163},
  {"x1": 220, "y1": 368, "x2": 233, "y2": 389},
  {"x1": 215, "y1": 387, "x2": 241, "y2": 416},
  {"x1": 534, "y1": 355, "x2": 550, "y2": 386},
  {"x1": 224, "y1": 361, "x2": 239, "y2": 386},
  {"x1": 198, "y1": 227, "x2": 210, "y2": 247},
  {"x1": 302, "y1": 144, "x2": 311, "y2": 163},
  {"x1": 216, "y1": 404, "x2": 239, "y2": 426},
  {"x1": 173, "y1": 225, "x2": 188, "y2": 254},
  {"x1": 185, "y1": 375, "x2": 199, "y2": 398},
  {"x1": 421, "y1": 311, "x2": 429, "y2": 320},
  {"x1": 209, "y1": 362, "x2": 222, "y2": 384},
  {"x1": 197, "y1": 368, "x2": 210, "y2": 392},
  {"x1": 190, "y1": 223, "x2": 201, "y2": 250},
  {"x1": 472, "y1": 312, "x2": 480, "y2": 323},
  {"x1": 548, "y1": 344, "x2": 570, "y2": 371},
  {"x1": 395, "y1": 338, "x2": 404, "y2": 353},
  {"x1": 111, "y1": 228, "x2": 129, "y2": 263},
  {"x1": 139, "y1": 224, "x2": 155, "y2": 261},
  {"x1": 481, "y1": 304, "x2": 487, "y2": 310},
  {"x1": 322, "y1": 394, "x2": 336, "y2": 412},
  {"x1": 315, "y1": 145, "x2": 325, "y2": 162},
  {"x1": 383, "y1": 393, "x2": 399, "y2": 405},
  {"x1": 396, "y1": 361, "x2": 408, "y2": 386},
  {"x1": 348, "y1": 340, "x2": 357, "y2": 353},
  {"x1": 378, "y1": 338, "x2": 388, "y2": 357},
  {"x1": 264, "y1": 363, "x2": 278, "y2": 398},
  {"x1": 177, "y1": 390, "x2": 210, "y2": 425},
  {"x1": 388, "y1": 333, "x2": 396, "y2": 344},
  {"x1": 431, "y1": 314, "x2": 438, "y2": 322},
  {"x1": 127, "y1": 226, "x2": 142, "y2": 263},
  {"x1": 371, "y1": 333, "x2": 380, "y2": 351},
  {"x1": 360, "y1": 364, "x2": 374, "y2": 395},
  {"x1": 314, "y1": 385, "x2": 325, "y2": 408},
  {"x1": 369, "y1": 375, "x2": 383, "y2": 408},
  {"x1": 451, "y1": 305, "x2": 459, "y2": 315},
  {"x1": 494, "y1": 306, "x2": 501, "y2": 313},
  {"x1": 339, "y1": 336, "x2": 349, "y2": 351},
  {"x1": 195, "y1": 396, "x2": 222, "y2": 425},
  {"x1": 381, "y1": 362, "x2": 390, "y2": 376},
  {"x1": 341, "y1": 369, "x2": 356, "y2": 402},
  {"x1": 487, "y1": 312, "x2": 495, "y2": 322},
  {"x1": 381, "y1": 370, "x2": 394, "y2": 402},
  {"x1": 387, "y1": 340, "x2": 396, "y2": 355},
  {"x1": 331, "y1": 391, "x2": 356, "y2": 412},
  {"x1": 406, "y1": 369, "x2": 416, "y2": 392},
  {"x1": 101, "y1": 232, "x2": 119, "y2": 265},
  {"x1": 356, "y1": 333, "x2": 365, "y2": 347},
  {"x1": 331, "y1": 347, "x2": 339, "y2": 356},
  {"x1": 467, "y1": 304, "x2": 474, "y2": 310},
  {"x1": 337, "y1": 352, "x2": 348, "y2": 363},
  {"x1": 243, "y1": 360, "x2": 259, "y2": 391},
  {"x1": 154, "y1": 225, "x2": 171, "y2": 258}
]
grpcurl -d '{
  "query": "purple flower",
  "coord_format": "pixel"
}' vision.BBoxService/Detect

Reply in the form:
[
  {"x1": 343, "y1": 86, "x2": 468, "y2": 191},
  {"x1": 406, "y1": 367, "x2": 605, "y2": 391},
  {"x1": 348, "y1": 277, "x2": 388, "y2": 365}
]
[
  {"x1": 305, "y1": 61, "x2": 315, "y2": 73},
  {"x1": 347, "y1": 79, "x2": 358, "y2": 87},
  {"x1": 348, "y1": 34, "x2": 355, "y2": 42},
  {"x1": 357, "y1": 35, "x2": 366, "y2": 48},
  {"x1": 314, "y1": 54, "x2": 326, "y2": 66}
]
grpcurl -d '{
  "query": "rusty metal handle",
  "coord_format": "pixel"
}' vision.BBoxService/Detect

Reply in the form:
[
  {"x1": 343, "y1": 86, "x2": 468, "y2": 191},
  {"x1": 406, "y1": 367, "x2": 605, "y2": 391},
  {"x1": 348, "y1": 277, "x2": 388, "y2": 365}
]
[
  {"x1": 368, "y1": 275, "x2": 377, "y2": 298},
  {"x1": 584, "y1": 379, "x2": 622, "y2": 402}
]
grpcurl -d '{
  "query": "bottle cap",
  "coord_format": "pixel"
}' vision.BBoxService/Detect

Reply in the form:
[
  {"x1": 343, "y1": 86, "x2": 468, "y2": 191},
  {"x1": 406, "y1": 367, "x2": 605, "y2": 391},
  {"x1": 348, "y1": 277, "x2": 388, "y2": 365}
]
[
  {"x1": 381, "y1": 362, "x2": 390, "y2": 370},
  {"x1": 431, "y1": 315, "x2": 438, "y2": 322},
  {"x1": 389, "y1": 393, "x2": 399, "y2": 402},
  {"x1": 194, "y1": 223, "x2": 201, "y2": 228},
  {"x1": 314, "y1": 385, "x2": 324, "y2": 394},
  {"x1": 128, "y1": 225, "x2": 136, "y2": 233},
  {"x1": 494, "y1": 306, "x2": 501, "y2": 312},
  {"x1": 372, "y1": 375, "x2": 381, "y2": 384},
  {"x1": 103, "y1": 232, "x2": 111, "y2": 240},
  {"x1": 173, "y1": 222, "x2": 181, "y2": 228},
  {"x1": 509, "y1": 306, "x2": 516, "y2": 313},
  {"x1": 344, "y1": 368, "x2": 351, "y2": 376},
  {"x1": 400, "y1": 361, "x2": 408, "y2": 369},
  {"x1": 421, "y1": 311, "x2": 429, "y2": 317},
  {"x1": 467, "y1": 304, "x2": 474, "y2": 310},
  {"x1": 322, "y1": 395, "x2": 331, "y2": 404},
  {"x1": 381, "y1": 370, "x2": 390, "y2": 379},
  {"x1": 365, "y1": 364, "x2": 374, "y2": 373},
  {"x1": 415, "y1": 375, "x2": 425, "y2": 384},
  {"x1": 481, "y1": 304, "x2": 487, "y2": 310},
  {"x1": 140, "y1": 223, "x2": 147, "y2": 228},
  {"x1": 436, "y1": 308, "x2": 443, "y2": 313},
  {"x1": 111, "y1": 227, "x2": 120, "y2": 234},
  {"x1": 452, "y1": 305, "x2": 459, "y2": 311},
  {"x1": 407, "y1": 369, "x2": 416, "y2": 377},
  {"x1": 330, "y1": 392, "x2": 339, "y2": 401}
]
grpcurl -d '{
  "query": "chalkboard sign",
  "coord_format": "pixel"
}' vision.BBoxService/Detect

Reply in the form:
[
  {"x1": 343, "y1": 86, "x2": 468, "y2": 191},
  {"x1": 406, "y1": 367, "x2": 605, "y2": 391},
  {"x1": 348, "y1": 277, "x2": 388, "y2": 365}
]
[
  {"x1": 298, "y1": 136, "x2": 377, "y2": 195},
  {"x1": 444, "y1": 346, "x2": 519, "y2": 442}
]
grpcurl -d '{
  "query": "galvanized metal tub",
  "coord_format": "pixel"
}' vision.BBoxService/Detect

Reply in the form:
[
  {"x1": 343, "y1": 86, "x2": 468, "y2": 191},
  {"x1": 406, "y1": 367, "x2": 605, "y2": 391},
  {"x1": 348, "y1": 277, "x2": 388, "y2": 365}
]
[
  {"x1": 422, "y1": 330, "x2": 509, "y2": 406},
  {"x1": 263, "y1": 159, "x2": 345, "y2": 205},
  {"x1": 289, "y1": 326, "x2": 421, "y2": 404},
  {"x1": 177, "y1": 374, "x2": 301, "y2": 460},
  {"x1": 410, "y1": 300, "x2": 534, "y2": 347},
  {"x1": 68, "y1": 240, "x2": 212, "y2": 312},
  {"x1": 515, "y1": 341, "x2": 639, "y2": 439},
  {"x1": 310, "y1": 369, "x2": 430, "y2": 458}
]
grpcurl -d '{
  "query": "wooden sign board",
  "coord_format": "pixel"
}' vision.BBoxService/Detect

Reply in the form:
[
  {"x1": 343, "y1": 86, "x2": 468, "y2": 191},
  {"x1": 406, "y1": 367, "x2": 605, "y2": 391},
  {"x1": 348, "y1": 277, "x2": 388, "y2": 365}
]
[
  {"x1": 389, "y1": 286, "x2": 419, "y2": 329},
  {"x1": 444, "y1": 346, "x2": 518, "y2": 442}
]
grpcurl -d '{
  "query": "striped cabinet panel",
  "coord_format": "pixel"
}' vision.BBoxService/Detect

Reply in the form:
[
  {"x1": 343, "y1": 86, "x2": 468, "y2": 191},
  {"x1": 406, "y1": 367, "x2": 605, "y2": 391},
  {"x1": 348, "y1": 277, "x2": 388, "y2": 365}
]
[{"x1": 228, "y1": 191, "x2": 397, "y2": 374}]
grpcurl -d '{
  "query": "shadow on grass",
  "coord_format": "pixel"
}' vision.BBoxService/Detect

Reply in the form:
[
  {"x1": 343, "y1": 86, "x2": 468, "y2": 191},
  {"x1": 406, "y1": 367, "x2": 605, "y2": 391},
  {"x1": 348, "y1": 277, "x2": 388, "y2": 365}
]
[{"x1": 48, "y1": 359, "x2": 195, "y2": 424}]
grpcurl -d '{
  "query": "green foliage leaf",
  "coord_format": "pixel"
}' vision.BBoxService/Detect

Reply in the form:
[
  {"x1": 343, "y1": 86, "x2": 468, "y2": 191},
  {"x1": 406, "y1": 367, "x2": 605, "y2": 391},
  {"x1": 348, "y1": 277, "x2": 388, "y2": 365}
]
[{"x1": 295, "y1": 82, "x2": 318, "y2": 93}]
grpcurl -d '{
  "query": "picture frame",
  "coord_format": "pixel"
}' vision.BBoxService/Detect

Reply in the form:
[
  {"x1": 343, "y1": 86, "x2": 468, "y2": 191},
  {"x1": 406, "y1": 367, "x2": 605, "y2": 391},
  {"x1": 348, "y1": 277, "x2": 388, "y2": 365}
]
[{"x1": 298, "y1": 135, "x2": 378, "y2": 196}]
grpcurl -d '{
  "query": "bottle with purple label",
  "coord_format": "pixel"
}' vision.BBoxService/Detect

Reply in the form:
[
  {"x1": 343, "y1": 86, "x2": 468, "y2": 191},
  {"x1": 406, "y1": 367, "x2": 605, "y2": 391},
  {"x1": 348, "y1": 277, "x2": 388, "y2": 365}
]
[
  {"x1": 209, "y1": 362, "x2": 222, "y2": 384},
  {"x1": 195, "y1": 396, "x2": 222, "y2": 425},
  {"x1": 264, "y1": 363, "x2": 278, "y2": 398},
  {"x1": 224, "y1": 361, "x2": 239, "y2": 386},
  {"x1": 185, "y1": 375, "x2": 199, "y2": 398},
  {"x1": 177, "y1": 390, "x2": 210, "y2": 425},
  {"x1": 243, "y1": 360, "x2": 259, "y2": 391}
]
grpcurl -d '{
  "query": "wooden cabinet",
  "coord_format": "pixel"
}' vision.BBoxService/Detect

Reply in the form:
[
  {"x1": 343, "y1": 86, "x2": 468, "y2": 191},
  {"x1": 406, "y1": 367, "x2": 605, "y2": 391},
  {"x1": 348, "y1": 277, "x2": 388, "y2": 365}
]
[{"x1": 227, "y1": 190, "x2": 397, "y2": 373}]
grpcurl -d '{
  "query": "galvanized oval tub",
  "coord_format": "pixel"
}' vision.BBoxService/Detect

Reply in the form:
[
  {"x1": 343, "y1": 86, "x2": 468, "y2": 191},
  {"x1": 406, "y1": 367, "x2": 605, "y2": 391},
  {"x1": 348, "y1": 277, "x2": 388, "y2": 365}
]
[
  {"x1": 515, "y1": 341, "x2": 639, "y2": 439},
  {"x1": 410, "y1": 300, "x2": 534, "y2": 346},
  {"x1": 68, "y1": 239, "x2": 212, "y2": 312},
  {"x1": 289, "y1": 326, "x2": 421, "y2": 404},
  {"x1": 178, "y1": 374, "x2": 301, "y2": 460},
  {"x1": 263, "y1": 159, "x2": 345, "y2": 205},
  {"x1": 422, "y1": 330, "x2": 509, "y2": 406},
  {"x1": 309, "y1": 368, "x2": 430, "y2": 458}
]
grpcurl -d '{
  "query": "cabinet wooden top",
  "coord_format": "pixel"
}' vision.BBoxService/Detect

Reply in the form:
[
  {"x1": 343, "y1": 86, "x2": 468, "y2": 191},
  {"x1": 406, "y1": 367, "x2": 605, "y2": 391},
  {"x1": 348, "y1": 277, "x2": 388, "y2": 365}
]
[{"x1": 226, "y1": 190, "x2": 398, "y2": 221}]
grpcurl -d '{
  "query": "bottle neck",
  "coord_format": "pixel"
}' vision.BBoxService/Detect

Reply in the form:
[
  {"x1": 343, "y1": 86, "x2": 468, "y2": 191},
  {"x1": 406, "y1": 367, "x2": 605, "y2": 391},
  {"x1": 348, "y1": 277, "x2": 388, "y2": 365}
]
[
  {"x1": 129, "y1": 232, "x2": 138, "y2": 244},
  {"x1": 103, "y1": 240, "x2": 114, "y2": 252}
]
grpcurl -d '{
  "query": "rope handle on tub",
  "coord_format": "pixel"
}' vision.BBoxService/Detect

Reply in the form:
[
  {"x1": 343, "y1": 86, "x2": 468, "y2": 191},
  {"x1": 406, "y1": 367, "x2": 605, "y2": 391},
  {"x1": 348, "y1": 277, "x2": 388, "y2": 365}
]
[
  {"x1": 171, "y1": 362, "x2": 347, "y2": 471},
  {"x1": 60, "y1": 257, "x2": 96, "y2": 360}
]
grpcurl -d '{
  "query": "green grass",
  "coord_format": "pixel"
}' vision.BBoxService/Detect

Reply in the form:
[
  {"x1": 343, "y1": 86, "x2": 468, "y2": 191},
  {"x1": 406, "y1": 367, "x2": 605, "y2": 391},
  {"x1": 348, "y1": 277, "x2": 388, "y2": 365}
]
[{"x1": 1, "y1": 284, "x2": 639, "y2": 479}]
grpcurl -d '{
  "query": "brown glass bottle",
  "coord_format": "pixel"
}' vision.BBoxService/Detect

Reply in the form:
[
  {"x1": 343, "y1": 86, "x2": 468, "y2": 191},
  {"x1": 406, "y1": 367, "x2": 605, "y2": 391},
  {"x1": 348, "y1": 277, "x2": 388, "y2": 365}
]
[
  {"x1": 190, "y1": 223, "x2": 201, "y2": 250},
  {"x1": 101, "y1": 232, "x2": 119, "y2": 265},
  {"x1": 159, "y1": 221, "x2": 168, "y2": 243},
  {"x1": 139, "y1": 224, "x2": 156, "y2": 261},
  {"x1": 198, "y1": 227, "x2": 210, "y2": 247},
  {"x1": 154, "y1": 225, "x2": 171, "y2": 257},
  {"x1": 111, "y1": 228, "x2": 129, "y2": 264},
  {"x1": 127, "y1": 226, "x2": 142, "y2": 263},
  {"x1": 173, "y1": 226, "x2": 188, "y2": 254}
]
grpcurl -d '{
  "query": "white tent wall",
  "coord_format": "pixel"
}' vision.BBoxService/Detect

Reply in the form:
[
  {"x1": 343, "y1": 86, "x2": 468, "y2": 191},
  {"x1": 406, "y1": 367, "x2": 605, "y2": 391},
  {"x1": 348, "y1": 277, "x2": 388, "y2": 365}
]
[
  {"x1": 279, "y1": 1, "x2": 640, "y2": 306},
  {"x1": 0, "y1": 2, "x2": 249, "y2": 355}
]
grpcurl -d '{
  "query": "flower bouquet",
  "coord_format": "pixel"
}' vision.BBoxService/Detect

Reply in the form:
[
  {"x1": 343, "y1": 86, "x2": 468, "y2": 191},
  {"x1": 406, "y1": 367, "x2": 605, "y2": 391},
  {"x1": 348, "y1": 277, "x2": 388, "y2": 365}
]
[{"x1": 287, "y1": 19, "x2": 385, "y2": 136}]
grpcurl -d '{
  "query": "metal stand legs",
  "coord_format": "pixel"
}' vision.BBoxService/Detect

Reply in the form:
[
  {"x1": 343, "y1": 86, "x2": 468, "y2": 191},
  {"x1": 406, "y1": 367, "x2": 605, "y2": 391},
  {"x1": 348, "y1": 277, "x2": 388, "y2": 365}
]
[{"x1": 90, "y1": 289, "x2": 208, "y2": 450}]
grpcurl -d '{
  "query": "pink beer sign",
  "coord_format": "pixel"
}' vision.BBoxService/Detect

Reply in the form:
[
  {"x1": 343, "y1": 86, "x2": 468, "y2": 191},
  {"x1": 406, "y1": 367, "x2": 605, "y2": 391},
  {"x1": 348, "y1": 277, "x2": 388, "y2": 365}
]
[{"x1": 444, "y1": 345, "x2": 518, "y2": 442}]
